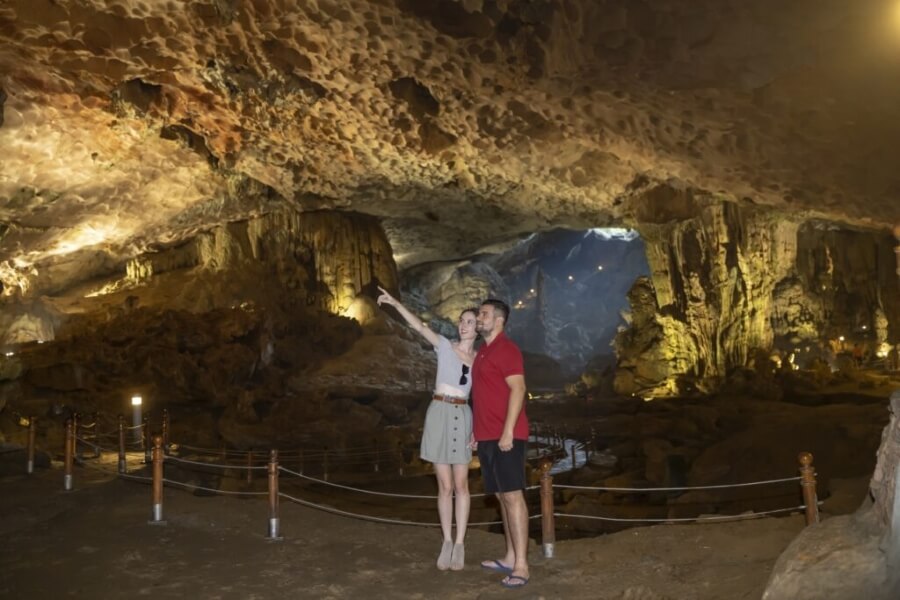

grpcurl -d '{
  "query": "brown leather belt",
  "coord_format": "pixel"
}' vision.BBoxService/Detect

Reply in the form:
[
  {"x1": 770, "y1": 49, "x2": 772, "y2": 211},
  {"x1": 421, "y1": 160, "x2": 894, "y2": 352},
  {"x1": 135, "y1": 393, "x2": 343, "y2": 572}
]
[{"x1": 432, "y1": 394, "x2": 467, "y2": 405}]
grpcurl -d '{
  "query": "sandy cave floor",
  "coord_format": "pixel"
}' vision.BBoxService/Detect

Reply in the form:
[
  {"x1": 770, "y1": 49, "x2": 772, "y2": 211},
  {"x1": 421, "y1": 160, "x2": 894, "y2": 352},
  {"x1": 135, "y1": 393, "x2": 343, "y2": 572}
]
[{"x1": 0, "y1": 459, "x2": 811, "y2": 600}]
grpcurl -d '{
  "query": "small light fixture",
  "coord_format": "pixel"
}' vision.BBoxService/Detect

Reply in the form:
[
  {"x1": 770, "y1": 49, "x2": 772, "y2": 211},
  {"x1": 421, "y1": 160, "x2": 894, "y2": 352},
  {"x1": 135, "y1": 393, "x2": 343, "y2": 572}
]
[
  {"x1": 568, "y1": 275, "x2": 574, "y2": 281},
  {"x1": 131, "y1": 395, "x2": 143, "y2": 442},
  {"x1": 839, "y1": 336, "x2": 845, "y2": 342},
  {"x1": 529, "y1": 288, "x2": 535, "y2": 294},
  {"x1": 597, "y1": 265, "x2": 603, "y2": 271}
]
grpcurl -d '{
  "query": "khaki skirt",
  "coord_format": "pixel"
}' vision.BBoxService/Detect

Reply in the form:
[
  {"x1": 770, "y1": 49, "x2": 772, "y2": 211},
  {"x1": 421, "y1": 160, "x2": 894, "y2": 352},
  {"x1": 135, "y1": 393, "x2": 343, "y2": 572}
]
[{"x1": 420, "y1": 399, "x2": 473, "y2": 465}]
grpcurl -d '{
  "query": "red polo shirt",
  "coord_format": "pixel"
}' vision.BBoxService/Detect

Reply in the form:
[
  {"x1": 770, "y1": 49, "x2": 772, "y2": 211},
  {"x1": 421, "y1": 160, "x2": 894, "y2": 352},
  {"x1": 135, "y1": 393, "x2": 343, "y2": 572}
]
[{"x1": 472, "y1": 331, "x2": 528, "y2": 441}]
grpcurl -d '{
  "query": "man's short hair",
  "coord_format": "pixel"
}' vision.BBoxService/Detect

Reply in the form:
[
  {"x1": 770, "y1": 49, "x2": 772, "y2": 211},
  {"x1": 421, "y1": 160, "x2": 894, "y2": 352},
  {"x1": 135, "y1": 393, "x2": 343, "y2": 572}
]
[{"x1": 482, "y1": 298, "x2": 511, "y2": 325}]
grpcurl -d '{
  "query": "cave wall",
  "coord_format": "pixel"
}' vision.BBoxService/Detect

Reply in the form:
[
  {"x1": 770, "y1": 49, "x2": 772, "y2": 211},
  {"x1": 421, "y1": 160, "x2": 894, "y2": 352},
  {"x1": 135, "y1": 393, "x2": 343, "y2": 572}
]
[
  {"x1": 791, "y1": 224, "x2": 900, "y2": 346},
  {"x1": 0, "y1": 208, "x2": 401, "y2": 448},
  {"x1": 116, "y1": 208, "x2": 398, "y2": 316},
  {"x1": 0, "y1": 209, "x2": 398, "y2": 345},
  {"x1": 615, "y1": 199, "x2": 899, "y2": 397}
]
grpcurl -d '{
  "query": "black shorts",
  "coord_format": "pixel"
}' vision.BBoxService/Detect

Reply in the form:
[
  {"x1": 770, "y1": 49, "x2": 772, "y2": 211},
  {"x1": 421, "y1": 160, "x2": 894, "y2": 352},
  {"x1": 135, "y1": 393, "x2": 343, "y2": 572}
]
[{"x1": 477, "y1": 439, "x2": 527, "y2": 494}]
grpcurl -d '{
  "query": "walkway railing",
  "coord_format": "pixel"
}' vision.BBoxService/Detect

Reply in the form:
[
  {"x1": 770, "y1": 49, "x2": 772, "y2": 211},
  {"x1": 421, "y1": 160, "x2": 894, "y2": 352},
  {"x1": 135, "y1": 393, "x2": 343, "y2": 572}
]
[{"x1": 11, "y1": 409, "x2": 820, "y2": 557}]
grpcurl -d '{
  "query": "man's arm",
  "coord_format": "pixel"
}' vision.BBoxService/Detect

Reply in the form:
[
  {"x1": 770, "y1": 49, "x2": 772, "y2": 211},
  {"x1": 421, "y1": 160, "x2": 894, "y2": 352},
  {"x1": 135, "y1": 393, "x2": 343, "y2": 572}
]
[{"x1": 498, "y1": 373, "x2": 526, "y2": 451}]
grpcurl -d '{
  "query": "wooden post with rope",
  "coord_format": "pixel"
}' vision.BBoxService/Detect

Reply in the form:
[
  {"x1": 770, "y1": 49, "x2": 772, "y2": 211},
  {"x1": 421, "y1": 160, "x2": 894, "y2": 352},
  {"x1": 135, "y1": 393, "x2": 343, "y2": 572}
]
[
  {"x1": 72, "y1": 412, "x2": 80, "y2": 460},
  {"x1": 161, "y1": 409, "x2": 170, "y2": 455},
  {"x1": 150, "y1": 435, "x2": 165, "y2": 523},
  {"x1": 142, "y1": 416, "x2": 150, "y2": 464},
  {"x1": 540, "y1": 458, "x2": 556, "y2": 558},
  {"x1": 117, "y1": 414, "x2": 126, "y2": 474},
  {"x1": 373, "y1": 438, "x2": 379, "y2": 473},
  {"x1": 323, "y1": 446, "x2": 329, "y2": 482},
  {"x1": 246, "y1": 450, "x2": 254, "y2": 485},
  {"x1": 267, "y1": 449, "x2": 282, "y2": 540},
  {"x1": 799, "y1": 452, "x2": 819, "y2": 526},
  {"x1": 26, "y1": 416, "x2": 36, "y2": 474},
  {"x1": 64, "y1": 418, "x2": 74, "y2": 491}
]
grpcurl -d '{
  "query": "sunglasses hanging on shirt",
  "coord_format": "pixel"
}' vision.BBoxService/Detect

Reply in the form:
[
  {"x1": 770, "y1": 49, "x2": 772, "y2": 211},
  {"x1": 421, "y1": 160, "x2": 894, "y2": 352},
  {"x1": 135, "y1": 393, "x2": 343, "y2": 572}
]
[{"x1": 459, "y1": 364, "x2": 469, "y2": 385}]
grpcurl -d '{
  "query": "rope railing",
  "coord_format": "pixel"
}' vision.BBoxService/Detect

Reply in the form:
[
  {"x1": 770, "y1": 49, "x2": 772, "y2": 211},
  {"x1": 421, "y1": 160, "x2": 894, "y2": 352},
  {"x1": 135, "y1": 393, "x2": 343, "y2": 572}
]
[
  {"x1": 552, "y1": 476, "x2": 802, "y2": 493},
  {"x1": 278, "y1": 490, "x2": 534, "y2": 528},
  {"x1": 278, "y1": 464, "x2": 541, "y2": 499},
  {"x1": 532, "y1": 455, "x2": 818, "y2": 559},
  {"x1": 554, "y1": 505, "x2": 808, "y2": 524},
  {"x1": 165, "y1": 454, "x2": 269, "y2": 471},
  {"x1": 16, "y1": 408, "x2": 821, "y2": 557}
]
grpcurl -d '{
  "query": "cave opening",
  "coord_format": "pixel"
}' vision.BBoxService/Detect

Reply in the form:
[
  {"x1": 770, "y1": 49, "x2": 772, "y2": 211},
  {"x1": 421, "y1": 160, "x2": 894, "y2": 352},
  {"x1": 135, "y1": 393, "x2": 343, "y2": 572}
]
[{"x1": 400, "y1": 227, "x2": 650, "y2": 390}]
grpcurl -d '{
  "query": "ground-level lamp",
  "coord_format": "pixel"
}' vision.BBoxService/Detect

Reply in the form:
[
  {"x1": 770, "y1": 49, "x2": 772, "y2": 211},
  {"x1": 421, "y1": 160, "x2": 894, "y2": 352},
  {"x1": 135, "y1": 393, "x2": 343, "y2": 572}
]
[{"x1": 131, "y1": 395, "x2": 142, "y2": 443}]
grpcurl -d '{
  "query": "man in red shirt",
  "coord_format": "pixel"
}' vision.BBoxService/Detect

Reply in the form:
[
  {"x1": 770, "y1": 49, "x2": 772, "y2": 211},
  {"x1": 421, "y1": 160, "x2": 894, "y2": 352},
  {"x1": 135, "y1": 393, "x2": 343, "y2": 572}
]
[{"x1": 472, "y1": 299, "x2": 530, "y2": 589}]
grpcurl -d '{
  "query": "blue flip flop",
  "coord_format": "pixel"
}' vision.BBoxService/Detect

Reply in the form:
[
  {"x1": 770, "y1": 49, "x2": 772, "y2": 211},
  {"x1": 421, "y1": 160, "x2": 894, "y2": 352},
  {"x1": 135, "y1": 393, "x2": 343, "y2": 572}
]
[
  {"x1": 481, "y1": 559, "x2": 513, "y2": 575},
  {"x1": 501, "y1": 575, "x2": 529, "y2": 589}
]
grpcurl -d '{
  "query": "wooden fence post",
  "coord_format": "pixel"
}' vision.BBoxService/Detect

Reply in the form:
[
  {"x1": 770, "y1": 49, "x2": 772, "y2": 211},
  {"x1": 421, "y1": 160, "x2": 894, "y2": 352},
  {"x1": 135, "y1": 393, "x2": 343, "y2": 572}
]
[
  {"x1": 246, "y1": 450, "x2": 254, "y2": 485},
  {"x1": 540, "y1": 459, "x2": 556, "y2": 558},
  {"x1": 373, "y1": 438, "x2": 379, "y2": 473},
  {"x1": 150, "y1": 435, "x2": 164, "y2": 523},
  {"x1": 323, "y1": 446, "x2": 329, "y2": 482},
  {"x1": 26, "y1": 416, "x2": 36, "y2": 474},
  {"x1": 162, "y1": 409, "x2": 171, "y2": 455},
  {"x1": 799, "y1": 452, "x2": 819, "y2": 526},
  {"x1": 64, "y1": 418, "x2": 74, "y2": 491},
  {"x1": 268, "y1": 449, "x2": 281, "y2": 540},
  {"x1": 72, "y1": 412, "x2": 80, "y2": 459},
  {"x1": 117, "y1": 415, "x2": 126, "y2": 474},
  {"x1": 142, "y1": 416, "x2": 150, "y2": 464}
]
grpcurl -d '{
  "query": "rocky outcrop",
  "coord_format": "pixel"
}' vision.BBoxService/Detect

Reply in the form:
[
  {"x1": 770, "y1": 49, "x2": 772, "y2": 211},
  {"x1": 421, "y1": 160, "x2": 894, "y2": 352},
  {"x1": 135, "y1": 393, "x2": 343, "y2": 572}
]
[
  {"x1": 0, "y1": 208, "x2": 405, "y2": 449},
  {"x1": 614, "y1": 277, "x2": 700, "y2": 397},
  {"x1": 0, "y1": 209, "x2": 397, "y2": 345},
  {"x1": 616, "y1": 197, "x2": 798, "y2": 396},
  {"x1": 615, "y1": 195, "x2": 899, "y2": 397},
  {"x1": 762, "y1": 390, "x2": 900, "y2": 600}
]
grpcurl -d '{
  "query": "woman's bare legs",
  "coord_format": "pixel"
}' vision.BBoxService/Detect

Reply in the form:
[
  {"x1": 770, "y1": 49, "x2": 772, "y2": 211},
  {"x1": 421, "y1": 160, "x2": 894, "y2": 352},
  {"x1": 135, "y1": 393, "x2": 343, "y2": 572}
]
[
  {"x1": 434, "y1": 463, "x2": 454, "y2": 569},
  {"x1": 452, "y1": 463, "x2": 470, "y2": 544},
  {"x1": 449, "y1": 463, "x2": 470, "y2": 570},
  {"x1": 434, "y1": 463, "x2": 454, "y2": 541}
]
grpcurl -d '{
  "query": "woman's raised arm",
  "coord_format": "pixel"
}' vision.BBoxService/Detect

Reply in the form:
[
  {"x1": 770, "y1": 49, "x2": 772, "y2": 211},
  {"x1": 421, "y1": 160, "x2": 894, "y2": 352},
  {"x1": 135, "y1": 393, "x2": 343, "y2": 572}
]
[{"x1": 376, "y1": 285, "x2": 441, "y2": 347}]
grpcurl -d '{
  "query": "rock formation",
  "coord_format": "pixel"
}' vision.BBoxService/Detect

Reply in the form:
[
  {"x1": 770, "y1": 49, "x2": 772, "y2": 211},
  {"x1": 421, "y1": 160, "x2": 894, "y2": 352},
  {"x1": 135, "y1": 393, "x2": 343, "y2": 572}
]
[
  {"x1": 0, "y1": 208, "x2": 405, "y2": 450},
  {"x1": 614, "y1": 194, "x2": 900, "y2": 397},
  {"x1": 2, "y1": 0, "x2": 899, "y2": 295},
  {"x1": 762, "y1": 390, "x2": 900, "y2": 600}
]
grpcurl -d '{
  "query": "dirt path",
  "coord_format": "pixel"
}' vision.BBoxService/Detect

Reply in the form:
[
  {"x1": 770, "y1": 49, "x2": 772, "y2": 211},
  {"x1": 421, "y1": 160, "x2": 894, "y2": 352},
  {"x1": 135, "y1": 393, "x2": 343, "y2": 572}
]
[{"x1": 1, "y1": 461, "x2": 807, "y2": 600}]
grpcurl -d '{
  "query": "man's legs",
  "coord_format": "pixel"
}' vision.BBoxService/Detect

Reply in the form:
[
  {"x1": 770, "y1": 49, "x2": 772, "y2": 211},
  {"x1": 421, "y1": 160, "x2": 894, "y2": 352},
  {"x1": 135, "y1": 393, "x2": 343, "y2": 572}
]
[
  {"x1": 498, "y1": 490, "x2": 530, "y2": 581},
  {"x1": 492, "y1": 494, "x2": 515, "y2": 567}
]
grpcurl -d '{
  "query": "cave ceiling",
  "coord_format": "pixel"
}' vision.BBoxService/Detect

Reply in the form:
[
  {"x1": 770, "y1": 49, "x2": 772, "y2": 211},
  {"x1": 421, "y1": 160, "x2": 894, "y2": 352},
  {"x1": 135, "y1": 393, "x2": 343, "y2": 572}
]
[{"x1": 1, "y1": 0, "x2": 900, "y2": 296}]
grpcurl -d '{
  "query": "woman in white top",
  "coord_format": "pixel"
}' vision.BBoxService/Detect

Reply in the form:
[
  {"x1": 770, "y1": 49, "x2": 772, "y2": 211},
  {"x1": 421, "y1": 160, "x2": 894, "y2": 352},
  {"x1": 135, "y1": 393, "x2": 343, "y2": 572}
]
[{"x1": 376, "y1": 286, "x2": 477, "y2": 571}]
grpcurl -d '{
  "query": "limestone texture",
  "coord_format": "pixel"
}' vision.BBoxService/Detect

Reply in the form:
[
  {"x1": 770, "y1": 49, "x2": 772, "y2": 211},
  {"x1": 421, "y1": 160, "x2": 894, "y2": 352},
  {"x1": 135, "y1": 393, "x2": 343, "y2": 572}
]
[
  {"x1": 614, "y1": 199, "x2": 900, "y2": 397},
  {"x1": 1, "y1": 0, "x2": 900, "y2": 301}
]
